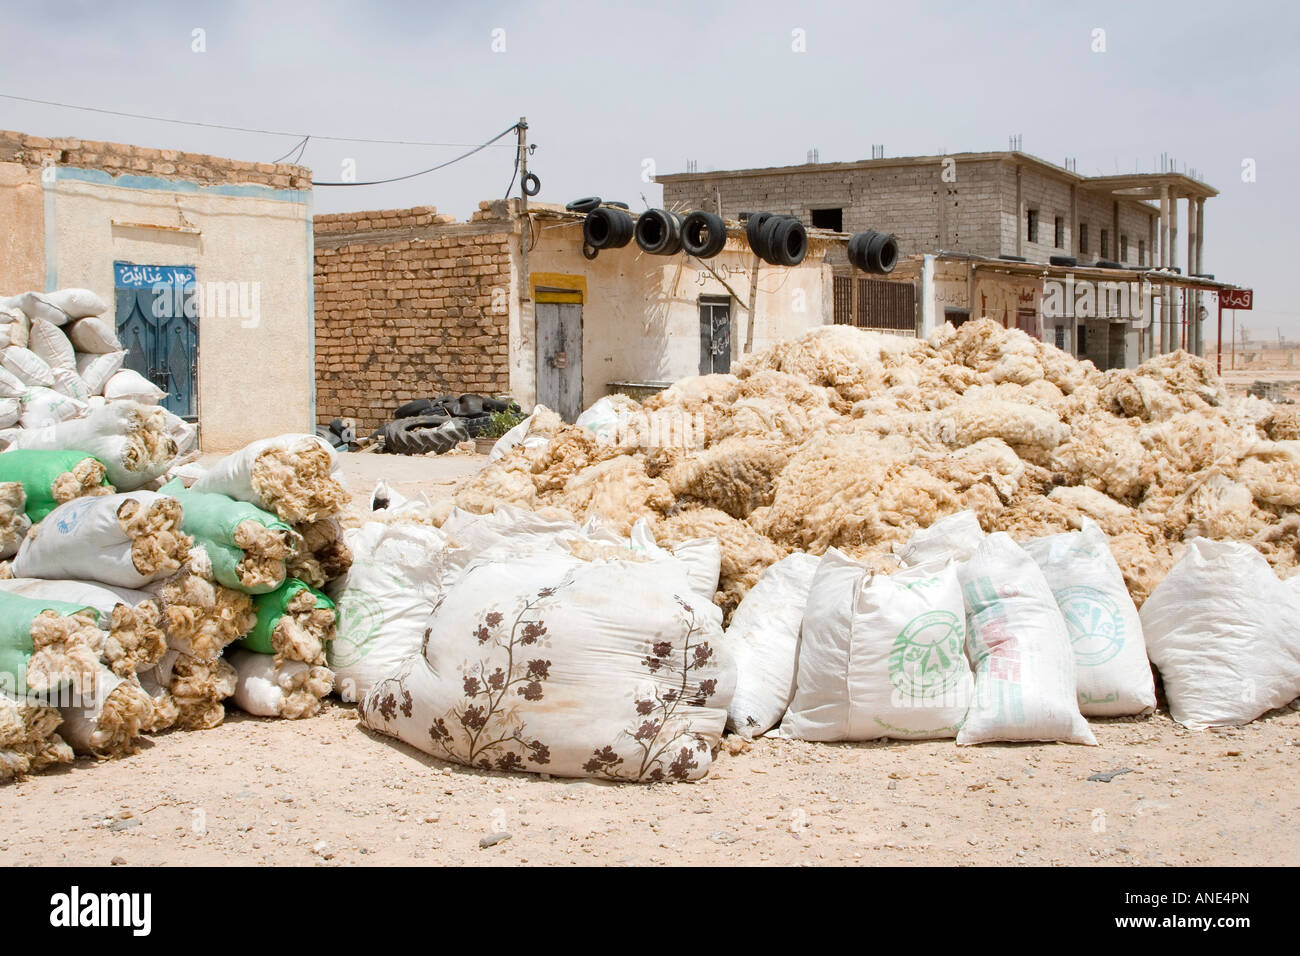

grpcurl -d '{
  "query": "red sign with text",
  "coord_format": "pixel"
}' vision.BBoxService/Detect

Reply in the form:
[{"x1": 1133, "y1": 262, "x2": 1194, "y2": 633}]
[{"x1": 1220, "y1": 289, "x2": 1254, "y2": 310}]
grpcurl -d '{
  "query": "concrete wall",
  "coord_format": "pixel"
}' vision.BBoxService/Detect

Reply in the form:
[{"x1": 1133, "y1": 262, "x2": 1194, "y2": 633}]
[
  {"x1": 0, "y1": 130, "x2": 313, "y2": 451},
  {"x1": 50, "y1": 173, "x2": 312, "y2": 449},
  {"x1": 662, "y1": 154, "x2": 1161, "y2": 270},
  {"x1": 662, "y1": 157, "x2": 1004, "y2": 266},
  {"x1": 524, "y1": 220, "x2": 833, "y2": 409}
]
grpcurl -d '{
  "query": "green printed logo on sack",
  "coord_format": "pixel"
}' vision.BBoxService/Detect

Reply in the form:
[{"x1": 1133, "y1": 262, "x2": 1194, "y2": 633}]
[
  {"x1": 889, "y1": 609, "x2": 964, "y2": 701},
  {"x1": 328, "y1": 588, "x2": 385, "y2": 668},
  {"x1": 1056, "y1": 585, "x2": 1124, "y2": 667}
]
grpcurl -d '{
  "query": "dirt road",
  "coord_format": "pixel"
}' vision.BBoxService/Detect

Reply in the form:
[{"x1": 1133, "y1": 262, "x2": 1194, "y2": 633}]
[{"x1": 2, "y1": 451, "x2": 1296, "y2": 867}]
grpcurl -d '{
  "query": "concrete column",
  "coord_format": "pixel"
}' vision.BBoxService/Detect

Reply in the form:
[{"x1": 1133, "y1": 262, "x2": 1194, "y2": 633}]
[
  {"x1": 1160, "y1": 185, "x2": 1171, "y2": 352},
  {"x1": 1015, "y1": 165, "x2": 1023, "y2": 256}
]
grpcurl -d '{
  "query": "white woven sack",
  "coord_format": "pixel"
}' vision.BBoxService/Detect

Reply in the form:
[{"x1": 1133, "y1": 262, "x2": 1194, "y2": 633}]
[
  {"x1": 1023, "y1": 519, "x2": 1155, "y2": 716},
  {"x1": 956, "y1": 532, "x2": 1096, "y2": 745},
  {"x1": 725, "y1": 551, "x2": 820, "y2": 738},
  {"x1": 1141, "y1": 538, "x2": 1300, "y2": 729},
  {"x1": 783, "y1": 549, "x2": 973, "y2": 741}
]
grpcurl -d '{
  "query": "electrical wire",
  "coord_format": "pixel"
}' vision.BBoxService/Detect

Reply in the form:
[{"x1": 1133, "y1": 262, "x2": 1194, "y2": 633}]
[
  {"x1": 270, "y1": 135, "x2": 310, "y2": 164},
  {"x1": 0, "y1": 91, "x2": 519, "y2": 148},
  {"x1": 311, "y1": 123, "x2": 520, "y2": 186}
]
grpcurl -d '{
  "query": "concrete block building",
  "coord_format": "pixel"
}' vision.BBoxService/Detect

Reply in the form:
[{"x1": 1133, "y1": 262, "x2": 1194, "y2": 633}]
[{"x1": 659, "y1": 151, "x2": 1231, "y2": 367}]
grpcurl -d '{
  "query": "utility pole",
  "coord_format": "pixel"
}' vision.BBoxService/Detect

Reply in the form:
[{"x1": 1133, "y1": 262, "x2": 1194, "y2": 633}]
[{"x1": 517, "y1": 116, "x2": 531, "y2": 304}]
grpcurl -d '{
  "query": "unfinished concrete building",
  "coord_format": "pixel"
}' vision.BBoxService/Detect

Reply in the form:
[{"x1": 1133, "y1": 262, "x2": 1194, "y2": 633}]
[{"x1": 659, "y1": 152, "x2": 1232, "y2": 368}]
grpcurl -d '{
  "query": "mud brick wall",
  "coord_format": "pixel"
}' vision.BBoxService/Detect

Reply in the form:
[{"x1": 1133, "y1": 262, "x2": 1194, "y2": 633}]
[
  {"x1": 0, "y1": 129, "x2": 311, "y2": 189},
  {"x1": 314, "y1": 209, "x2": 513, "y2": 433}
]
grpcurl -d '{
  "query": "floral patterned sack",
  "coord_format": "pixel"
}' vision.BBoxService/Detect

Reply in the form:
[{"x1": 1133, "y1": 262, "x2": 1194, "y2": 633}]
[{"x1": 361, "y1": 551, "x2": 734, "y2": 782}]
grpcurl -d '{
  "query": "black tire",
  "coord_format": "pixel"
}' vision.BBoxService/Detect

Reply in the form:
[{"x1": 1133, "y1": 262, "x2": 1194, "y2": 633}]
[
  {"x1": 603, "y1": 200, "x2": 629, "y2": 209},
  {"x1": 452, "y1": 394, "x2": 486, "y2": 417},
  {"x1": 583, "y1": 207, "x2": 634, "y2": 249},
  {"x1": 1049, "y1": 255, "x2": 1078, "y2": 267},
  {"x1": 522, "y1": 172, "x2": 541, "y2": 197},
  {"x1": 329, "y1": 418, "x2": 356, "y2": 444},
  {"x1": 566, "y1": 196, "x2": 601, "y2": 213},
  {"x1": 760, "y1": 216, "x2": 807, "y2": 266},
  {"x1": 745, "y1": 212, "x2": 774, "y2": 256},
  {"x1": 634, "y1": 209, "x2": 683, "y2": 256},
  {"x1": 460, "y1": 413, "x2": 493, "y2": 437},
  {"x1": 680, "y1": 211, "x2": 727, "y2": 258},
  {"x1": 757, "y1": 214, "x2": 788, "y2": 264},
  {"x1": 481, "y1": 397, "x2": 511, "y2": 413},
  {"x1": 998, "y1": 254, "x2": 1027, "y2": 262},
  {"x1": 847, "y1": 231, "x2": 874, "y2": 271},
  {"x1": 582, "y1": 242, "x2": 598, "y2": 260},
  {"x1": 1095, "y1": 259, "x2": 1123, "y2": 269},
  {"x1": 393, "y1": 397, "x2": 435, "y2": 419},
  {"x1": 865, "y1": 232, "x2": 899, "y2": 274}
]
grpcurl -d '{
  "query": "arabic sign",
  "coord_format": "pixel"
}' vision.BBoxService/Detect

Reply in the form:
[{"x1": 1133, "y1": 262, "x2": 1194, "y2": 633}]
[
  {"x1": 114, "y1": 262, "x2": 195, "y2": 290},
  {"x1": 1220, "y1": 289, "x2": 1253, "y2": 310}
]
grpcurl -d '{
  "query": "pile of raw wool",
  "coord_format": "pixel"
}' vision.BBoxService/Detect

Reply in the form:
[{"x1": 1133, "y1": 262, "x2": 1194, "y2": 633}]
[{"x1": 457, "y1": 318, "x2": 1300, "y2": 615}]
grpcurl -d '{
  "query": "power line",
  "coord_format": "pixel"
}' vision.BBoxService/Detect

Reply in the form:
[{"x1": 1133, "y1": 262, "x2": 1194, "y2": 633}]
[
  {"x1": 312, "y1": 123, "x2": 521, "y2": 186},
  {"x1": 0, "y1": 91, "x2": 517, "y2": 149}
]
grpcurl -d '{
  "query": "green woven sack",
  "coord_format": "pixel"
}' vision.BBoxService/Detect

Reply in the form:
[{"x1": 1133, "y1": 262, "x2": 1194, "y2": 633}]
[
  {"x1": 0, "y1": 591, "x2": 100, "y2": 697},
  {"x1": 237, "y1": 579, "x2": 336, "y2": 655},
  {"x1": 0, "y1": 449, "x2": 110, "y2": 522},
  {"x1": 160, "y1": 479, "x2": 291, "y2": 593}
]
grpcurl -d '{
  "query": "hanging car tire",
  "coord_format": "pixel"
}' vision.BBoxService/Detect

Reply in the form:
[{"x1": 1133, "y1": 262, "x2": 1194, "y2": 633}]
[
  {"x1": 583, "y1": 206, "x2": 634, "y2": 249},
  {"x1": 566, "y1": 196, "x2": 601, "y2": 214},
  {"x1": 522, "y1": 172, "x2": 541, "y2": 197},
  {"x1": 760, "y1": 216, "x2": 807, "y2": 266},
  {"x1": 634, "y1": 208, "x2": 683, "y2": 255},
  {"x1": 865, "y1": 232, "x2": 899, "y2": 274},
  {"x1": 680, "y1": 211, "x2": 727, "y2": 258},
  {"x1": 847, "y1": 230, "x2": 876, "y2": 271},
  {"x1": 745, "y1": 212, "x2": 774, "y2": 256}
]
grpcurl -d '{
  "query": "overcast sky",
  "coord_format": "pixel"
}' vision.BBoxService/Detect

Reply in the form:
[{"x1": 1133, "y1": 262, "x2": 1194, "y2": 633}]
[{"x1": 3, "y1": 0, "x2": 1296, "y2": 340}]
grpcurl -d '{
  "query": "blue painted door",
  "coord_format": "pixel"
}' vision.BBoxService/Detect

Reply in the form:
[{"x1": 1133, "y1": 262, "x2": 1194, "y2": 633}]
[{"x1": 113, "y1": 263, "x2": 198, "y2": 419}]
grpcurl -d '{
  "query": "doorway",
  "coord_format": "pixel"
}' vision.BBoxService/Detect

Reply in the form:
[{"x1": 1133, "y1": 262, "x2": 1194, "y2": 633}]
[
  {"x1": 699, "y1": 295, "x2": 731, "y2": 375},
  {"x1": 535, "y1": 289, "x2": 583, "y2": 422},
  {"x1": 113, "y1": 262, "x2": 198, "y2": 419}
]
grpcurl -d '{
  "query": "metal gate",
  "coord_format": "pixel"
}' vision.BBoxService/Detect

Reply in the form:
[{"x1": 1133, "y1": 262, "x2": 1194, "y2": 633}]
[
  {"x1": 699, "y1": 295, "x2": 731, "y2": 374},
  {"x1": 113, "y1": 262, "x2": 198, "y2": 419},
  {"x1": 536, "y1": 295, "x2": 583, "y2": 422}
]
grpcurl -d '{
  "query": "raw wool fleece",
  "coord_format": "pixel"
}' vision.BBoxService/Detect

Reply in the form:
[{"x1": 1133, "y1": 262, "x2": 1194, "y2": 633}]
[
  {"x1": 467, "y1": 318, "x2": 1300, "y2": 612},
  {"x1": 361, "y1": 551, "x2": 733, "y2": 782},
  {"x1": 9, "y1": 402, "x2": 177, "y2": 490},
  {"x1": 228, "y1": 649, "x2": 333, "y2": 719},
  {"x1": 165, "y1": 653, "x2": 238, "y2": 730},
  {"x1": 192, "y1": 434, "x2": 348, "y2": 524},
  {"x1": 0, "y1": 578, "x2": 167, "y2": 679},
  {"x1": 0, "y1": 691, "x2": 72, "y2": 781},
  {"x1": 148, "y1": 549, "x2": 258, "y2": 662},
  {"x1": 56, "y1": 664, "x2": 152, "y2": 757},
  {"x1": 285, "y1": 517, "x2": 353, "y2": 589},
  {"x1": 0, "y1": 481, "x2": 30, "y2": 559}
]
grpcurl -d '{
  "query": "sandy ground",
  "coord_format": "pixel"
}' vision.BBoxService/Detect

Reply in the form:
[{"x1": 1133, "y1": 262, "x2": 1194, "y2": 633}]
[{"x1": 3, "y1": 450, "x2": 1298, "y2": 867}]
